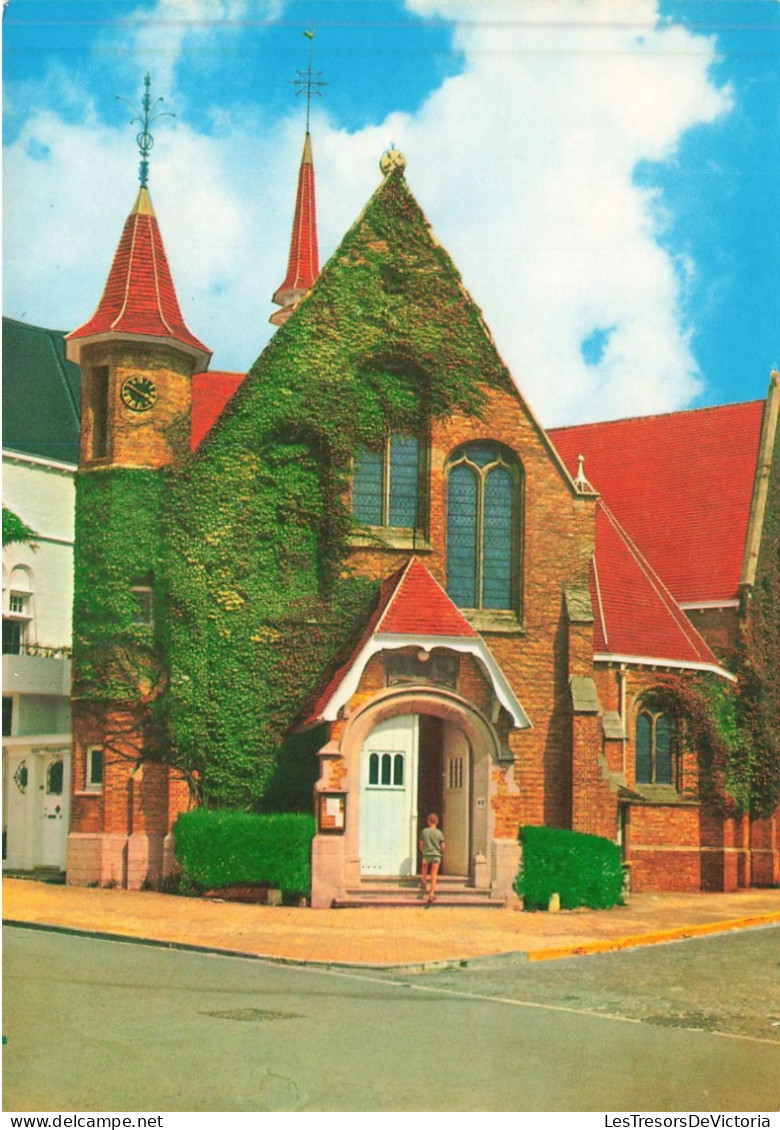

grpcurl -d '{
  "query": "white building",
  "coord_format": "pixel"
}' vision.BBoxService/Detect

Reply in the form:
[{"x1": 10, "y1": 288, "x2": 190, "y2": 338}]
[{"x1": 3, "y1": 317, "x2": 80, "y2": 872}]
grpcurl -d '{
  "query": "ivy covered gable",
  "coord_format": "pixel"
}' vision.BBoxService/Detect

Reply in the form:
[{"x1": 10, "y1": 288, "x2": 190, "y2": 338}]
[{"x1": 159, "y1": 166, "x2": 534, "y2": 808}]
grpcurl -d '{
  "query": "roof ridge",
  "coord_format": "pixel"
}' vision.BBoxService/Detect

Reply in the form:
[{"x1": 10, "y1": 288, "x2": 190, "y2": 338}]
[
  {"x1": 149, "y1": 215, "x2": 175, "y2": 337},
  {"x1": 549, "y1": 398, "x2": 765, "y2": 434},
  {"x1": 598, "y1": 500, "x2": 714, "y2": 662},
  {"x1": 110, "y1": 211, "x2": 140, "y2": 331},
  {"x1": 375, "y1": 557, "x2": 416, "y2": 634},
  {"x1": 590, "y1": 553, "x2": 608, "y2": 650},
  {"x1": 44, "y1": 328, "x2": 80, "y2": 425}
]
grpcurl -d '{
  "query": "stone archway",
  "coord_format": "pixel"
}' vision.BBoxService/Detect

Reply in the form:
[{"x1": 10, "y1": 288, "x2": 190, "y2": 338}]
[{"x1": 337, "y1": 687, "x2": 501, "y2": 891}]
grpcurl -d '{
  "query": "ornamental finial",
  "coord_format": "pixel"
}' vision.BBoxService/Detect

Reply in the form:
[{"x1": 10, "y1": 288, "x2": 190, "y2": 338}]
[
  {"x1": 380, "y1": 143, "x2": 406, "y2": 176},
  {"x1": 117, "y1": 73, "x2": 175, "y2": 188},
  {"x1": 573, "y1": 453, "x2": 595, "y2": 494},
  {"x1": 293, "y1": 30, "x2": 327, "y2": 133}
]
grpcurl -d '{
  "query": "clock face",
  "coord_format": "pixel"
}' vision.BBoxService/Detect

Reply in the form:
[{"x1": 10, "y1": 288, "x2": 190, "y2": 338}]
[{"x1": 120, "y1": 375, "x2": 158, "y2": 413}]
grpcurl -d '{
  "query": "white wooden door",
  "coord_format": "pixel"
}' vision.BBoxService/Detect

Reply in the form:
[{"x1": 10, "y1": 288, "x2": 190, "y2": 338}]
[
  {"x1": 40, "y1": 754, "x2": 69, "y2": 868},
  {"x1": 442, "y1": 726, "x2": 470, "y2": 875},
  {"x1": 360, "y1": 715, "x2": 418, "y2": 875}
]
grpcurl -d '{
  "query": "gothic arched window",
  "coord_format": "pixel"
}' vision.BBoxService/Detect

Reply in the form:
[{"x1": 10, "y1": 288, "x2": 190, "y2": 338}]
[
  {"x1": 636, "y1": 707, "x2": 675, "y2": 786},
  {"x1": 352, "y1": 434, "x2": 424, "y2": 531},
  {"x1": 446, "y1": 442, "x2": 522, "y2": 612}
]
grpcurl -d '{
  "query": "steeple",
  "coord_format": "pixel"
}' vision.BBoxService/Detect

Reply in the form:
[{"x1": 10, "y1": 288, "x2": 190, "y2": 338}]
[
  {"x1": 65, "y1": 75, "x2": 210, "y2": 472},
  {"x1": 65, "y1": 75, "x2": 210, "y2": 369},
  {"x1": 65, "y1": 186, "x2": 210, "y2": 368},
  {"x1": 270, "y1": 32, "x2": 322, "y2": 327}
]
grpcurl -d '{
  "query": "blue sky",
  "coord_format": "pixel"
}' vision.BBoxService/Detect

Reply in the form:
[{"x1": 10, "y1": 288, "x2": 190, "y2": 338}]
[{"x1": 3, "y1": 0, "x2": 778, "y2": 425}]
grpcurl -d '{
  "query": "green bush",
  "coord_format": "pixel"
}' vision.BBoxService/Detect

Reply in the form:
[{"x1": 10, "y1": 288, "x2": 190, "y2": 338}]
[
  {"x1": 514, "y1": 826, "x2": 624, "y2": 911},
  {"x1": 173, "y1": 810, "x2": 316, "y2": 894}
]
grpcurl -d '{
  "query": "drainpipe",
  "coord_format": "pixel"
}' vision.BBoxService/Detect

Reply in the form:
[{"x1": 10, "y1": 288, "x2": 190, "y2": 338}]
[{"x1": 619, "y1": 664, "x2": 627, "y2": 775}]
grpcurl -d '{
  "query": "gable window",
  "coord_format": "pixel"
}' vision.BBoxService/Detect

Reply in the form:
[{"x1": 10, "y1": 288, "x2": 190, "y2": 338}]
[
  {"x1": 352, "y1": 434, "x2": 424, "y2": 530},
  {"x1": 636, "y1": 708, "x2": 675, "y2": 786},
  {"x1": 446, "y1": 442, "x2": 521, "y2": 612}
]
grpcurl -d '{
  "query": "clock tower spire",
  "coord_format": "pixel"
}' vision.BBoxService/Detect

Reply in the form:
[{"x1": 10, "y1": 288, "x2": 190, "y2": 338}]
[{"x1": 66, "y1": 75, "x2": 211, "y2": 471}]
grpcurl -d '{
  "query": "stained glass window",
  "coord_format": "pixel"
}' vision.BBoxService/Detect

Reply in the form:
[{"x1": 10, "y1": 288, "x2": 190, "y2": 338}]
[
  {"x1": 353, "y1": 435, "x2": 423, "y2": 530},
  {"x1": 655, "y1": 715, "x2": 672, "y2": 785},
  {"x1": 636, "y1": 709, "x2": 676, "y2": 786},
  {"x1": 446, "y1": 443, "x2": 520, "y2": 612},
  {"x1": 636, "y1": 713, "x2": 652, "y2": 783}
]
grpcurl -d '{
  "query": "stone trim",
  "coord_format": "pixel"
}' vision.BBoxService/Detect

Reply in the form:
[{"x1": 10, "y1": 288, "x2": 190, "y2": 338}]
[{"x1": 740, "y1": 370, "x2": 779, "y2": 589}]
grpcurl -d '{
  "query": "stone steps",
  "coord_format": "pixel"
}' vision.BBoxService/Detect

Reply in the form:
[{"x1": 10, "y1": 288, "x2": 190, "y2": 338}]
[{"x1": 332, "y1": 875, "x2": 505, "y2": 908}]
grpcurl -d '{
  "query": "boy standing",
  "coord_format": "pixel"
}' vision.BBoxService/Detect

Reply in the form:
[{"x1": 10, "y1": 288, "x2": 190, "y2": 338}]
[{"x1": 419, "y1": 813, "x2": 445, "y2": 904}]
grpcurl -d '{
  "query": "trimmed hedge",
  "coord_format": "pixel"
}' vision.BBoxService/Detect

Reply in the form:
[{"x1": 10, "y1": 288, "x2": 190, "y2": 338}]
[
  {"x1": 514, "y1": 825, "x2": 624, "y2": 911},
  {"x1": 173, "y1": 809, "x2": 316, "y2": 894}
]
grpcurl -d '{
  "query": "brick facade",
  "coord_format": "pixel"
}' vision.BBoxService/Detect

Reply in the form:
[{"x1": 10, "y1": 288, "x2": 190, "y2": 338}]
[{"x1": 65, "y1": 162, "x2": 779, "y2": 899}]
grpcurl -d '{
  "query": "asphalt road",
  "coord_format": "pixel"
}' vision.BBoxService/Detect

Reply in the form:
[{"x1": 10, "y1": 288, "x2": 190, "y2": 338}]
[{"x1": 3, "y1": 925, "x2": 778, "y2": 1112}]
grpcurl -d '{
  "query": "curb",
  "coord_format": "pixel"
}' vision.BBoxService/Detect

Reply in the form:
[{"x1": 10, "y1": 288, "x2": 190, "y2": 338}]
[
  {"x1": 2, "y1": 918, "x2": 498, "y2": 973},
  {"x1": 526, "y1": 912, "x2": 780, "y2": 962},
  {"x1": 5, "y1": 911, "x2": 778, "y2": 973}
]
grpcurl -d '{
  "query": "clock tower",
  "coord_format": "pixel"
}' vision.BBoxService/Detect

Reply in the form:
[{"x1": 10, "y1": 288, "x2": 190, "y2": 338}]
[
  {"x1": 64, "y1": 77, "x2": 211, "y2": 891},
  {"x1": 65, "y1": 183, "x2": 211, "y2": 470}
]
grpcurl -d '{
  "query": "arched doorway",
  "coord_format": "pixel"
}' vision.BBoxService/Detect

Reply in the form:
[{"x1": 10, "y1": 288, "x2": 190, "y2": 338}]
[{"x1": 356, "y1": 696, "x2": 487, "y2": 879}]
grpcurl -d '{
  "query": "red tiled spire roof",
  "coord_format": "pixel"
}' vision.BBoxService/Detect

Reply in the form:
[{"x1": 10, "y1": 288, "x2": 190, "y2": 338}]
[
  {"x1": 65, "y1": 187, "x2": 211, "y2": 367},
  {"x1": 270, "y1": 132, "x2": 320, "y2": 325},
  {"x1": 550, "y1": 400, "x2": 765, "y2": 605},
  {"x1": 591, "y1": 501, "x2": 728, "y2": 675}
]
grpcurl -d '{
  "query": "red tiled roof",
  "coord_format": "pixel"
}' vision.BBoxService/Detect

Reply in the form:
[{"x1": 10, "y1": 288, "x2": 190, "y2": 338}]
[
  {"x1": 66, "y1": 188, "x2": 210, "y2": 363},
  {"x1": 191, "y1": 370, "x2": 247, "y2": 450},
  {"x1": 272, "y1": 133, "x2": 319, "y2": 310},
  {"x1": 377, "y1": 558, "x2": 479, "y2": 638},
  {"x1": 302, "y1": 558, "x2": 478, "y2": 726},
  {"x1": 550, "y1": 401, "x2": 765, "y2": 604},
  {"x1": 591, "y1": 502, "x2": 722, "y2": 671}
]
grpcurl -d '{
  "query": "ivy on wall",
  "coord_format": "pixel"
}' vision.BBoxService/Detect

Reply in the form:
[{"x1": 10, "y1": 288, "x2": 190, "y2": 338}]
[
  {"x1": 2, "y1": 507, "x2": 37, "y2": 546},
  {"x1": 738, "y1": 416, "x2": 780, "y2": 818},
  {"x1": 73, "y1": 169, "x2": 514, "y2": 809}
]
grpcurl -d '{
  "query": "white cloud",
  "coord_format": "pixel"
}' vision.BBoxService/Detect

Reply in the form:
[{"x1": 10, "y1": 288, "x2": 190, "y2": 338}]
[
  {"x1": 3, "y1": 0, "x2": 733, "y2": 424},
  {"x1": 391, "y1": 0, "x2": 733, "y2": 422}
]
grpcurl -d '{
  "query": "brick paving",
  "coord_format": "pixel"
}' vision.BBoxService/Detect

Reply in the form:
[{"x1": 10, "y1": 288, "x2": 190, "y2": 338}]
[{"x1": 3, "y1": 878, "x2": 778, "y2": 968}]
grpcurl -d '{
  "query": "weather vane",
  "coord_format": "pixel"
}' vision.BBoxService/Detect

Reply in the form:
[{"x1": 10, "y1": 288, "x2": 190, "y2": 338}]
[
  {"x1": 117, "y1": 73, "x2": 175, "y2": 188},
  {"x1": 292, "y1": 29, "x2": 327, "y2": 133}
]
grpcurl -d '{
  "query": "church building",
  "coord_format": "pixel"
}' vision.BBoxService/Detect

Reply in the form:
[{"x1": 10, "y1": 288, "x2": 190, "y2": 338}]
[{"x1": 61, "y1": 112, "x2": 779, "y2": 906}]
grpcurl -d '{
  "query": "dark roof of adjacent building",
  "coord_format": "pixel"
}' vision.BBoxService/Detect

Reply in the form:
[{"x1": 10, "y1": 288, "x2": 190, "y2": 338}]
[{"x1": 2, "y1": 316, "x2": 82, "y2": 465}]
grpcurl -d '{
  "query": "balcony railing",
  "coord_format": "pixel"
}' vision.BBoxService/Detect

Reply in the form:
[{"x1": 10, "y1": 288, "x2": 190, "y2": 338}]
[{"x1": 1, "y1": 642, "x2": 73, "y2": 659}]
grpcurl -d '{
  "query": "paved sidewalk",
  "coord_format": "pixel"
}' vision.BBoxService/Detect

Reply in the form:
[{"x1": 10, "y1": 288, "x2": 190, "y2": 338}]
[{"x1": 3, "y1": 878, "x2": 778, "y2": 968}]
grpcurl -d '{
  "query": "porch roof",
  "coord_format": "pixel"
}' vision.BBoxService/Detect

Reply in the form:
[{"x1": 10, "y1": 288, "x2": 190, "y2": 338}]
[{"x1": 301, "y1": 557, "x2": 530, "y2": 729}]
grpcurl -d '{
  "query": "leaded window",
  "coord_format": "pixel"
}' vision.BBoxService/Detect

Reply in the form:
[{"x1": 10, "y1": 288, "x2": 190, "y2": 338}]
[
  {"x1": 636, "y1": 709, "x2": 675, "y2": 786},
  {"x1": 352, "y1": 434, "x2": 423, "y2": 530},
  {"x1": 446, "y1": 443, "x2": 520, "y2": 612}
]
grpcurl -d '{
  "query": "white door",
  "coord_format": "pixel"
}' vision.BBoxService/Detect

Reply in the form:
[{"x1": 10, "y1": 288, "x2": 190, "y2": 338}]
[
  {"x1": 39, "y1": 754, "x2": 69, "y2": 868},
  {"x1": 360, "y1": 715, "x2": 418, "y2": 875},
  {"x1": 4, "y1": 753, "x2": 33, "y2": 869},
  {"x1": 442, "y1": 725, "x2": 470, "y2": 875}
]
